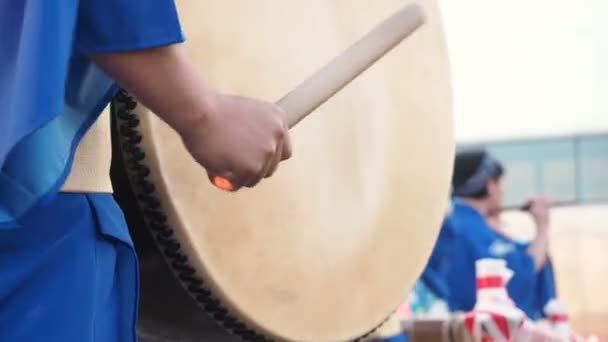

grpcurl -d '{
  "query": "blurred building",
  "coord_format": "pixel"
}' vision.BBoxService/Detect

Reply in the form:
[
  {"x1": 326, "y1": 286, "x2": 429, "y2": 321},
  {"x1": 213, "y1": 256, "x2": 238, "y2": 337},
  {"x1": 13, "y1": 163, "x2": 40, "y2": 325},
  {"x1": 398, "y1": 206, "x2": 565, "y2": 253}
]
[
  {"x1": 463, "y1": 135, "x2": 608, "y2": 336},
  {"x1": 438, "y1": 0, "x2": 608, "y2": 336},
  {"x1": 438, "y1": 0, "x2": 608, "y2": 143}
]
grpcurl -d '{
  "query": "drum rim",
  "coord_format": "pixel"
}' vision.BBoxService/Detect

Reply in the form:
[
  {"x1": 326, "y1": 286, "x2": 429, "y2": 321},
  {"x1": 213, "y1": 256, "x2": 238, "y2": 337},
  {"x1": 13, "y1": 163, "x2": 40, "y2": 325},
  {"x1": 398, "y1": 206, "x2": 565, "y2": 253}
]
[{"x1": 111, "y1": 89, "x2": 389, "y2": 342}]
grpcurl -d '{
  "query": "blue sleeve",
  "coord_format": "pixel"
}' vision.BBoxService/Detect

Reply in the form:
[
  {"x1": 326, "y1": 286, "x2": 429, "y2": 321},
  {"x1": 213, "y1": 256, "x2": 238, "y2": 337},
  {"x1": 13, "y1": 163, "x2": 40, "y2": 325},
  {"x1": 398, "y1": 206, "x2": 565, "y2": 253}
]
[
  {"x1": 73, "y1": 0, "x2": 185, "y2": 55},
  {"x1": 445, "y1": 235, "x2": 479, "y2": 312},
  {"x1": 420, "y1": 219, "x2": 454, "y2": 299},
  {"x1": 506, "y1": 247, "x2": 536, "y2": 283},
  {"x1": 501, "y1": 243, "x2": 538, "y2": 318},
  {"x1": 535, "y1": 258, "x2": 558, "y2": 317}
]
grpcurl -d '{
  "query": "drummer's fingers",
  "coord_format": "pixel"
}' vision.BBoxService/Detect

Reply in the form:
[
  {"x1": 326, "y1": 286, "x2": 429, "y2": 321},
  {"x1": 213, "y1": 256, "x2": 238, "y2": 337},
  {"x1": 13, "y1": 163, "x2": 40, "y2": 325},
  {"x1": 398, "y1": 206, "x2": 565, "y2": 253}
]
[
  {"x1": 242, "y1": 144, "x2": 278, "y2": 188},
  {"x1": 280, "y1": 127, "x2": 292, "y2": 161},
  {"x1": 242, "y1": 170, "x2": 263, "y2": 188},
  {"x1": 264, "y1": 138, "x2": 284, "y2": 178},
  {"x1": 261, "y1": 126, "x2": 290, "y2": 179}
]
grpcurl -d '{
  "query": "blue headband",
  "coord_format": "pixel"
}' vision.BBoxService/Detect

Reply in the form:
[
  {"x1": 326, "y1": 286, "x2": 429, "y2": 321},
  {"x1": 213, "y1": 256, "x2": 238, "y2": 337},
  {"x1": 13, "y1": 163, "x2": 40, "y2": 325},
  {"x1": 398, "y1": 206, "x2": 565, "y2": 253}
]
[{"x1": 452, "y1": 154, "x2": 501, "y2": 197}]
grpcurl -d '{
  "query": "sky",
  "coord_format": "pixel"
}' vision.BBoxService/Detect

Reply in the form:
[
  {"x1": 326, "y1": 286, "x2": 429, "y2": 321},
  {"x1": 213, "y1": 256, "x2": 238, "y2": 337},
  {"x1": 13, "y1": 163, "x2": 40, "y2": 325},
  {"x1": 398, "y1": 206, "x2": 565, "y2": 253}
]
[{"x1": 438, "y1": 0, "x2": 608, "y2": 143}]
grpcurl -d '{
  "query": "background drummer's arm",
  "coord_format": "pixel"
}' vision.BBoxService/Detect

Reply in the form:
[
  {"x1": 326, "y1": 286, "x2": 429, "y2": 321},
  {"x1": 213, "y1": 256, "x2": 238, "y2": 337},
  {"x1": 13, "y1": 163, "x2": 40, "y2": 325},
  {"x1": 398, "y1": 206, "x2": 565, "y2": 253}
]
[
  {"x1": 91, "y1": 44, "x2": 215, "y2": 137},
  {"x1": 524, "y1": 196, "x2": 551, "y2": 271},
  {"x1": 527, "y1": 228, "x2": 550, "y2": 271}
]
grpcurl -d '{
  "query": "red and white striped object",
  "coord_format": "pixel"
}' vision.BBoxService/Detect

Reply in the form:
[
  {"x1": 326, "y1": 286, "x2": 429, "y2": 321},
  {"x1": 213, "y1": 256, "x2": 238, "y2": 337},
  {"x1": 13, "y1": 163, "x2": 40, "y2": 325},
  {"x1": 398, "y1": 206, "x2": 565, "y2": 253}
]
[
  {"x1": 460, "y1": 259, "x2": 578, "y2": 342},
  {"x1": 543, "y1": 299, "x2": 584, "y2": 342},
  {"x1": 462, "y1": 259, "x2": 526, "y2": 342}
]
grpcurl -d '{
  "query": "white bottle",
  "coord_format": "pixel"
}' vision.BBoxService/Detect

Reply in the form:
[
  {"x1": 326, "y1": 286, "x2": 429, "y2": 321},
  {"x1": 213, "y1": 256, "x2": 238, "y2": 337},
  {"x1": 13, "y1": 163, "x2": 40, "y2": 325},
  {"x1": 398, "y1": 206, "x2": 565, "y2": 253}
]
[
  {"x1": 467, "y1": 259, "x2": 525, "y2": 341},
  {"x1": 474, "y1": 259, "x2": 515, "y2": 307},
  {"x1": 544, "y1": 299, "x2": 579, "y2": 341}
]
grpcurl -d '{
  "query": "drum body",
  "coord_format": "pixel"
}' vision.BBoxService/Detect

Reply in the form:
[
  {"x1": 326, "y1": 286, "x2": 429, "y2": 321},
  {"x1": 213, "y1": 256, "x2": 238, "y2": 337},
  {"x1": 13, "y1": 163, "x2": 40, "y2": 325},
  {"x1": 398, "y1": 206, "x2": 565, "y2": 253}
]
[
  {"x1": 111, "y1": 0, "x2": 454, "y2": 341},
  {"x1": 111, "y1": 158, "x2": 243, "y2": 341}
]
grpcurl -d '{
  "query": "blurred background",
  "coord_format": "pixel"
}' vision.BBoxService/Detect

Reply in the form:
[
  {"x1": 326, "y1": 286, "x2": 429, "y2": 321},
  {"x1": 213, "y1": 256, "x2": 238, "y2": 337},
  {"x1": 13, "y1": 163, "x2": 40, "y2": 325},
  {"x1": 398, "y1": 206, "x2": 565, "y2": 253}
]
[{"x1": 438, "y1": 0, "x2": 607, "y2": 338}]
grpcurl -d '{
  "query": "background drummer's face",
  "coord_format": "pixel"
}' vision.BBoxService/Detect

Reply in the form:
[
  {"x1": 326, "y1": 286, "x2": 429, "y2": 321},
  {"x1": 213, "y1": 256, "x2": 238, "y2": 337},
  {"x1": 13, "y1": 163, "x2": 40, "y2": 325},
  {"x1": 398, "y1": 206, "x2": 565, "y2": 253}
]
[{"x1": 486, "y1": 177, "x2": 504, "y2": 213}]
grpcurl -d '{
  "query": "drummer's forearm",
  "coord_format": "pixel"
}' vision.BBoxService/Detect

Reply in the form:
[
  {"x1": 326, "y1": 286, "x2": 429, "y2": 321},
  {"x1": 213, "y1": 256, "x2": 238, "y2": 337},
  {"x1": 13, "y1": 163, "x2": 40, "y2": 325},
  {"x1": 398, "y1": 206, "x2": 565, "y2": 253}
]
[
  {"x1": 527, "y1": 228, "x2": 550, "y2": 271},
  {"x1": 90, "y1": 44, "x2": 216, "y2": 136}
]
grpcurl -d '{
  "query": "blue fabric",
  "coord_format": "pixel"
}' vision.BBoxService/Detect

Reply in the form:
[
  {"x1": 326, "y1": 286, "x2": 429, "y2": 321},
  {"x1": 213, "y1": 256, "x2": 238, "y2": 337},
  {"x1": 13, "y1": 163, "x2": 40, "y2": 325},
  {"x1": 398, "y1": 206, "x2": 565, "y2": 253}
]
[
  {"x1": 0, "y1": 0, "x2": 185, "y2": 226},
  {"x1": 534, "y1": 259, "x2": 558, "y2": 320},
  {"x1": 0, "y1": 193, "x2": 138, "y2": 342},
  {"x1": 381, "y1": 334, "x2": 409, "y2": 342},
  {"x1": 410, "y1": 280, "x2": 443, "y2": 315},
  {"x1": 419, "y1": 219, "x2": 454, "y2": 300},
  {"x1": 442, "y1": 200, "x2": 557, "y2": 319},
  {"x1": 1, "y1": 1, "x2": 185, "y2": 341}
]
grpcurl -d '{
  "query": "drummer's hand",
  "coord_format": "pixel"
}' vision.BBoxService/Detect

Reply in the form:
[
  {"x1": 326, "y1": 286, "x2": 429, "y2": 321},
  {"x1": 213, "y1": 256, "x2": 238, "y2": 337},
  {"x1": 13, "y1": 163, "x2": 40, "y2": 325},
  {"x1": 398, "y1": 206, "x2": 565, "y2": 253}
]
[
  {"x1": 89, "y1": 44, "x2": 291, "y2": 189},
  {"x1": 522, "y1": 195, "x2": 551, "y2": 231},
  {"x1": 181, "y1": 91, "x2": 292, "y2": 189}
]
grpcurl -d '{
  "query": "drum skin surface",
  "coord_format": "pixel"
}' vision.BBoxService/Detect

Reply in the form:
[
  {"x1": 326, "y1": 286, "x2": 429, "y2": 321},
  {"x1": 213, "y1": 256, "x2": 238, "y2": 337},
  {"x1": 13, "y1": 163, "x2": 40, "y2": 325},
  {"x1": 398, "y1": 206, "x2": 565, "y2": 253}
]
[{"x1": 112, "y1": 0, "x2": 454, "y2": 341}]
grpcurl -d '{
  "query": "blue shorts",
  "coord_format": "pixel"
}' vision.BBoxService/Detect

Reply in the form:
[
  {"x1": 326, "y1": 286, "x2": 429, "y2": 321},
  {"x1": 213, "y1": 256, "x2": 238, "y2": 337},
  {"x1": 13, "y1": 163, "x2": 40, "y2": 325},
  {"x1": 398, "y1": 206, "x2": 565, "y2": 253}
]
[{"x1": 0, "y1": 193, "x2": 138, "y2": 342}]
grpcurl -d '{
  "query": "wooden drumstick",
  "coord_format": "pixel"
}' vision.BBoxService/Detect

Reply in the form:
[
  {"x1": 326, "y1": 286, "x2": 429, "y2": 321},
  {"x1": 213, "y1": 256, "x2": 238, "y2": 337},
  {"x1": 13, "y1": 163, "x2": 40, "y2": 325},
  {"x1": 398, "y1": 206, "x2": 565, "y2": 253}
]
[{"x1": 213, "y1": 3, "x2": 426, "y2": 191}]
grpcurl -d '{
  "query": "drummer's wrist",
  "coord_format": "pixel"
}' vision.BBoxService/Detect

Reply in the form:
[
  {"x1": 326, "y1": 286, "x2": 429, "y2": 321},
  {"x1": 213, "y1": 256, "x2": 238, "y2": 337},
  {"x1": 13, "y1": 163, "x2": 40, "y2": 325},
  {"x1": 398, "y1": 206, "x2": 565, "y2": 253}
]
[
  {"x1": 174, "y1": 85, "x2": 227, "y2": 147},
  {"x1": 172, "y1": 85, "x2": 214, "y2": 136}
]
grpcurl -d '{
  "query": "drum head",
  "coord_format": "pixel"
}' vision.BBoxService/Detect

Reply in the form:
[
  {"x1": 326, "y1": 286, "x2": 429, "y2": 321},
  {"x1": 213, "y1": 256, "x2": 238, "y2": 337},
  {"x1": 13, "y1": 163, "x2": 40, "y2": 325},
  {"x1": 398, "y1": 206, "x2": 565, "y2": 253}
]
[{"x1": 113, "y1": 0, "x2": 453, "y2": 341}]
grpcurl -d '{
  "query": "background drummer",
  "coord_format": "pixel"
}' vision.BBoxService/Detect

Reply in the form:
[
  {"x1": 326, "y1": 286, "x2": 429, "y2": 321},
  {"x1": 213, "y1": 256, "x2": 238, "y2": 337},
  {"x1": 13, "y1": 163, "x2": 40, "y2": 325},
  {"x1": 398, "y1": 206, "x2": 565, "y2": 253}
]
[
  {"x1": 424, "y1": 149, "x2": 558, "y2": 321},
  {"x1": 1, "y1": 1, "x2": 292, "y2": 341}
]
